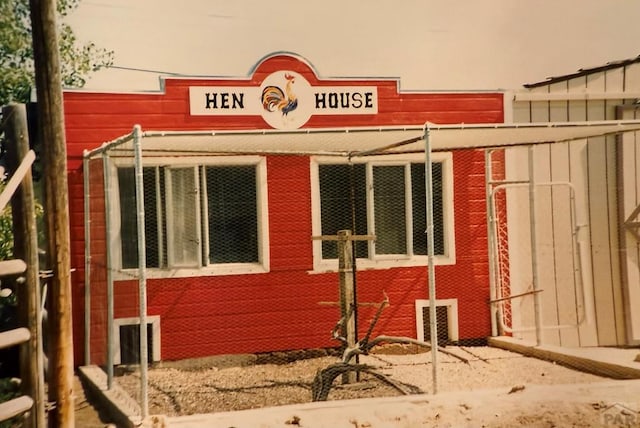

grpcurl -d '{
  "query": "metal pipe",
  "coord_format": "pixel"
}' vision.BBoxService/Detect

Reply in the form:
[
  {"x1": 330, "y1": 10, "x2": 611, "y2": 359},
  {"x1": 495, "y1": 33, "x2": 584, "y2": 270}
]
[
  {"x1": 485, "y1": 149, "x2": 498, "y2": 337},
  {"x1": 82, "y1": 152, "x2": 91, "y2": 365},
  {"x1": 102, "y1": 151, "x2": 115, "y2": 388},
  {"x1": 141, "y1": 126, "x2": 423, "y2": 138},
  {"x1": 424, "y1": 124, "x2": 438, "y2": 394},
  {"x1": 528, "y1": 146, "x2": 543, "y2": 346},
  {"x1": 133, "y1": 124, "x2": 149, "y2": 418},
  {"x1": 84, "y1": 132, "x2": 135, "y2": 160}
]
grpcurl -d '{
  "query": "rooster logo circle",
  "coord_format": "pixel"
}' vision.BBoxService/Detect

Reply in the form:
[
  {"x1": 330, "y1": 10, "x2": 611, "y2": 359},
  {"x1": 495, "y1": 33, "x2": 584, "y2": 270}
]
[
  {"x1": 262, "y1": 73, "x2": 299, "y2": 116},
  {"x1": 260, "y1": 71, "x2": 312, "y2": 129}
]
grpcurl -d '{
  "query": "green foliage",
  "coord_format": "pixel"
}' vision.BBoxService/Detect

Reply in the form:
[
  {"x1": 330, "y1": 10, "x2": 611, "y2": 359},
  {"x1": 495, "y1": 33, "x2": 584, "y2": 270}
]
[
  {"x1": 0, "y1": 377, "x2": 19, "y2": 402},
  {"x1": 0, "y1": 202, "x2": 12, "y2": 261},
  {"x1": 0, "y1": 378, "x2": 20, "y2": 427},
  {"x1": 0, "y1": 179, "x2": 14, "y2": 261},
  {"x1": 0, "y1": 185, "x2": 19, "y2": 427},
  {"x1": 0, "y1": 181, "x2": 45, "y2": 261},
  {"x1": 0, "y1": 0, "x2": 114, "y2": 104}
]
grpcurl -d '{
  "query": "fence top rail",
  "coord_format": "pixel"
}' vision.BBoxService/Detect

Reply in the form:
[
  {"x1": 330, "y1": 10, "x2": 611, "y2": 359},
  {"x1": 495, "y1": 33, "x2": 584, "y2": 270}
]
[
  {"x1": 0, "y1": 259, "x2": 27, "y2": 276},
  {"x1": 81, "y1": 120, "x2": 640, "y2": 161},
  {"x1": 0, "y1": 328, "x2": 31, "y2": 350},
  {"x1": 0, "y1": 395, "x2": 34, "y2": 423},
  {"x1": 83, "y1": 130, "x2": 135, "y2": 159},
  {"x1": 0, "y1": 150, "x2": 35, "y2": 212}
]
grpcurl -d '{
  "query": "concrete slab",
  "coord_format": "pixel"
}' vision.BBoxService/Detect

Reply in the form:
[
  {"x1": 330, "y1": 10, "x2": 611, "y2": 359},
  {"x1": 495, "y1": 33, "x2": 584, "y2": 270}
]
[
  {"x1": 164, "y1": 379, "x2": 640, "y2": 428},
  {"x1": 78, "y1": 365, "x2": 142, "y2": 428},
  {"x1": 78, "y1": 340, "x2": 640, "y2": 427},
  {"x1": 488, "y1": 336, "x2": 640, "y2": 379}
]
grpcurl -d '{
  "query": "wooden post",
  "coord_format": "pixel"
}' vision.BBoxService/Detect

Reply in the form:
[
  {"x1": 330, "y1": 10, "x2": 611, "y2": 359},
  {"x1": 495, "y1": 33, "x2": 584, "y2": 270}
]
[
  {"x1": 312, "y1": 230, "x2": 375, "y2": 384},
  {"x1": 337, "y1": 230, "x2": 357, "y2": 384},
  {"x1": 3, "y1": 103, "x2": 46, "y2": 428},
  {"x1": 28, "y1": 0, "x2": 75, "y2": 426}
]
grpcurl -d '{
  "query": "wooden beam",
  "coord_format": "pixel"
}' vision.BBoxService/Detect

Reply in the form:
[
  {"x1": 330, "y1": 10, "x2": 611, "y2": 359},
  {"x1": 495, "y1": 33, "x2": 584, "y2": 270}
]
[
  {"x1": 0, "y1": 259, "x2": 27, "y2": 276},
  {"x1": 338, "y1": 230, "x2": 357, "y2": 384},
  {"x1": 3, "y1": 102, "x2": 46, "y2": 427},
  {"x1": 318, "y1": 301, "x2": 382, "y2": 307},
  {"x1": 0, "y1": 328, "x2": 30, "y2": 349},
  {"x1": 490, "y1": 289, "x2": 544, "y2": 304},
  {"x1": 29, "y1": 0, "x2": 75, "y2": 425},
  {"x1": 0, "y1": 396, "x2": 34, "y2": 423},
  {"x1": 312, "y1": 234, "x2": 376, "y2": 241},
  {"x1": 0, "y1": 151, "x2": 35, "y2": 212}
]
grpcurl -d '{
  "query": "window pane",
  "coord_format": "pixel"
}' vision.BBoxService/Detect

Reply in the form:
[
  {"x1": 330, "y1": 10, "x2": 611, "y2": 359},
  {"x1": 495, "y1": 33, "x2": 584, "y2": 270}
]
[
  {"x1": 118, "y1": 167, "x2": 161, "y2": 268},
  {"x1": 373, "y1": 165, "x2": 407, "y2": 255},
  {"x1": 319, "y1": 164, "x2": 368, "y2": 259},
  {"x1": 143, "y1": 168, "x2": 163, "y2": 267},
  {"x1": 118, "y1": 168, "x2": 138, "y2": 268},
  {"x1": 167, "y1": 168, "x2": 200, "y2": 267},
  {"x1": 411, "y1": 162, "x2": 444, "y2": 255},
  {"x1": 206, "y1": 166, "x2": 258, "y2": 263}
]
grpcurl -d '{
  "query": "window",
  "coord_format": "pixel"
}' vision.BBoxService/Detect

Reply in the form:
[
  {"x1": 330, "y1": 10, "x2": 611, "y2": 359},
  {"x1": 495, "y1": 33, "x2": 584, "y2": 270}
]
[
  {"x1": 311, "y1": 153, "x2": 455, "y2": 271},
  {"x1": 415, "y1": 299, "x2": 459, "y2": 344},
  {"x1": 113, "y1": 316, "x2": 161, "y2": 365},
  {"x1": 115, "y1": 157, "x2": 268, "y2": 277}
]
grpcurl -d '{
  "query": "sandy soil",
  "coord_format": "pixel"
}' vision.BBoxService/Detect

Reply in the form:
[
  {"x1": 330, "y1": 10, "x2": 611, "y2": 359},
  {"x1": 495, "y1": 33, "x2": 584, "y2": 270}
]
[
  {"x1": 182, "y1": 379, "x2": 640, "y2": 428},
  {"x1": 74, "y1": 375, "x2": 115, "y2": 427},
  {"x1": 111, "y1": 346, "x2": 640, "y2": 427}
]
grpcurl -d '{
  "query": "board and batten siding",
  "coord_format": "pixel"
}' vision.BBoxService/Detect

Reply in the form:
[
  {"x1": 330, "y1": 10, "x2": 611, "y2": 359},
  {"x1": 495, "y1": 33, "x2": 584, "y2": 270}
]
[
  {"x1": 618, "y1": 104, "x2": 640, "y2": 347},
  {"x1": 509, "y1": 60, "x2": 640, "y2": 347}
]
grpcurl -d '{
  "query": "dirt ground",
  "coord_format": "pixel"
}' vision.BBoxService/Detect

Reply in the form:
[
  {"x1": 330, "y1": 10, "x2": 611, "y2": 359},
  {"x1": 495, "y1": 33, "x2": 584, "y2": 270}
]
[
  {"x1": 108, "y1": 345, "x2": 640, "y2": 427},
  {"x1": 186, "y1": 379, "x2": 640, "y2": 428},
  {"x1": 74, "y1": 375, "x2": 115, "y2": 427}
]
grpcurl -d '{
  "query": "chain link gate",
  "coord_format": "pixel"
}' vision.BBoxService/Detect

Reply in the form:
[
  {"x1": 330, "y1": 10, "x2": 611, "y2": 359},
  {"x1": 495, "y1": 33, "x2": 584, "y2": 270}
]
[{"x1": 486, "y1": 146, "x2": 588, "y2": 342}]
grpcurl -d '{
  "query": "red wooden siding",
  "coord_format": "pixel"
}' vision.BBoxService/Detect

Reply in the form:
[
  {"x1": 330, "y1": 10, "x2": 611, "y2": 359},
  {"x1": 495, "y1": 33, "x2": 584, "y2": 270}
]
[{"x1": 65, "y1": 53, "x2": 503, "y2": 365}]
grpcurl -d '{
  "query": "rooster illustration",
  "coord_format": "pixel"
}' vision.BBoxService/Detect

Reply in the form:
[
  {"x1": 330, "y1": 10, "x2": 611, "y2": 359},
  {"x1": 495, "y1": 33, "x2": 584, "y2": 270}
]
[{"x1": 261, "y1": 73, "x2": 298, "y2": 116}]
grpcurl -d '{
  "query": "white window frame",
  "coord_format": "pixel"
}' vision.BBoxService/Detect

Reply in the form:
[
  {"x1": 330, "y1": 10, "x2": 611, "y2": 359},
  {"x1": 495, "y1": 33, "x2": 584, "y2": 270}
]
[
  {"x1": 109, "y1": 156, "x2": 270, "y2": 279},
  {"x1": 310, "y1": 152, "x2": 456, "y2": 273},
  {"x1": 165, "y1": 166, "x2": 202, "y2": 268},
  {"x1": 113, "y1": 315, "x2": 161, "y2": 365},
  {"x1": 415, "y1": 298, "x2": 459, "y2": 343}
]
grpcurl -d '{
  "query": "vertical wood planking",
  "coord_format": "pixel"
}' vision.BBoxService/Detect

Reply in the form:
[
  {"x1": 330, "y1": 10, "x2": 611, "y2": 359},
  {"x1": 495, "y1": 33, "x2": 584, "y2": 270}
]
[
  {"x1": 632, "y1": 112, "x2": 640, "y2": 344},
  {"x1": 531, "y1": 84, "x2": 562, "y2": 345},
  {"x1": 508, "y1": 106, "x2": 534, "y2": 338},
  {"x1": 586, "y1": 72, "x2": 621, "y2": 346},
  {"x1": 511, "y1": 60, "x2": 640, "y2": 347},
  {"x1": 625, "y1": 63, "x2": 640, "y2": 93},
  {"x1": 619, "y1": 62, "x2": 640, "y2": 344},
  {"x1": 528, "y1": 86, "x2": 553, "y2": 343},
  {"x1": 619, "y1": 107, "x2": 640, "y2": 344},
  {"x1": 548, "y1": 81, "x2": 580, "y2": 346},
  {"x1": 605, "y1": 67, "x2": 630, "y2": 345},
  {"x1": 566, "y1": 77, "x2": 599, "y2": 346}
]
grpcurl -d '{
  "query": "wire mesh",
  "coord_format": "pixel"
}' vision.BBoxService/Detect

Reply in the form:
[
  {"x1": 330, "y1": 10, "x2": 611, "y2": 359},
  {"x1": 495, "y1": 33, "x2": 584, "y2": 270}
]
[{"x1": 81, "y1": 128, "x2": 640, "y2": 420}]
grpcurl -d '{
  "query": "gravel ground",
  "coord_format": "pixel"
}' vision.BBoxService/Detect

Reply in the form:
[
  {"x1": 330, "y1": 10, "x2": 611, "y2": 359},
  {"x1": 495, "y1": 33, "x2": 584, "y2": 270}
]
[{"x1": 115, "y1": 346, "x2": 610, "y2": 418}]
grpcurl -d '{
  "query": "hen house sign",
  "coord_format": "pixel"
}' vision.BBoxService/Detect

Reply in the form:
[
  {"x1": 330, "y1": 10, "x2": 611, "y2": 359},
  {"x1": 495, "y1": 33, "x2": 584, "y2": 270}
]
[{"x1": 189, "y1": 70, "x2": 378, "y2": 129}]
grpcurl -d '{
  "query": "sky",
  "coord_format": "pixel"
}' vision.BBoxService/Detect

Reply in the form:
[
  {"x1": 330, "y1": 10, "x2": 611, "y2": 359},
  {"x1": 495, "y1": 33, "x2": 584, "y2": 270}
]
[{"x1": 65, "y1": 0, "x2": 640, "y2": 92}]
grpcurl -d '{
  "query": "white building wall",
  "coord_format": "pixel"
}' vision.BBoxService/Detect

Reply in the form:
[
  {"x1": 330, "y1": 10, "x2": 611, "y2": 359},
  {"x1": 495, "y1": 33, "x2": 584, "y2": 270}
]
[
  {"x1": 508, "y1": 61, "x2": 640, "y2": 347},
  {"x1": 618, "y1": 81, "x2": 640, "y2": 346}
]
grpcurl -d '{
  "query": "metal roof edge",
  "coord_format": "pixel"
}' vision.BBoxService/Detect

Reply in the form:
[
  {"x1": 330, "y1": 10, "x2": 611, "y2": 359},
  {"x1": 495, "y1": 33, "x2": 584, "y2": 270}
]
[{"x1": 523, "y1": 55, "x2": 640, "y2": 88}]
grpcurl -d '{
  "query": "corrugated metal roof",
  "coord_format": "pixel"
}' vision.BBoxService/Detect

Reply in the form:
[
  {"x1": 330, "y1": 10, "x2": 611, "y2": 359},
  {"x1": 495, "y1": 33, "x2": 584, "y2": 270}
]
[{"x1": 524, "y1": 55, "x2": 640, "y2": 88}]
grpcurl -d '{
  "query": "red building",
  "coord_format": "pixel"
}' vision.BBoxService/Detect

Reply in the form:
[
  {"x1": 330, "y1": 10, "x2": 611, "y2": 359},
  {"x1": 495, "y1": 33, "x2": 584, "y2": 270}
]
[{"x1": 64, "y1": 52, "x2": 504, "y2": 365}]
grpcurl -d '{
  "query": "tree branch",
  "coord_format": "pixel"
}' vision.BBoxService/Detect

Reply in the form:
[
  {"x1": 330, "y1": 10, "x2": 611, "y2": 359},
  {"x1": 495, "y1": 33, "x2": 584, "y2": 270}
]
[{"x1": 311, "y1": 363, "x2": 421, "y2": 401}]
